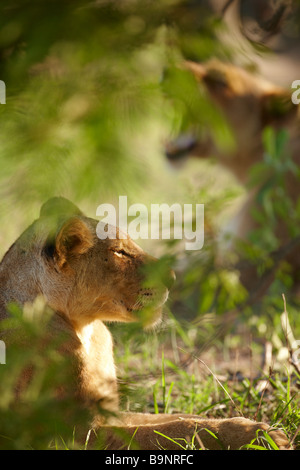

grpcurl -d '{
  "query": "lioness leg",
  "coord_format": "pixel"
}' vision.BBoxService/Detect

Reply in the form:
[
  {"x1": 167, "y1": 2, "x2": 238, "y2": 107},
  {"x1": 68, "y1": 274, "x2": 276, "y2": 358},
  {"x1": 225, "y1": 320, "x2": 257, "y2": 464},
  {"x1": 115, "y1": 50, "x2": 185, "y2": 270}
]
[{"x1": 98, "y1": 414, "x2": 290, "y2": 450}]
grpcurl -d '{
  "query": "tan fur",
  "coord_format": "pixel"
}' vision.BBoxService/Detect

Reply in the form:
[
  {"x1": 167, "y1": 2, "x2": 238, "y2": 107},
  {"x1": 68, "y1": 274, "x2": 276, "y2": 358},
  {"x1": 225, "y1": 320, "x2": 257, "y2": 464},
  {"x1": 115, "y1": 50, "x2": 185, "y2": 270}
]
[{"x1": 0, "y1": 198, "x2": 290, "y2": 449}]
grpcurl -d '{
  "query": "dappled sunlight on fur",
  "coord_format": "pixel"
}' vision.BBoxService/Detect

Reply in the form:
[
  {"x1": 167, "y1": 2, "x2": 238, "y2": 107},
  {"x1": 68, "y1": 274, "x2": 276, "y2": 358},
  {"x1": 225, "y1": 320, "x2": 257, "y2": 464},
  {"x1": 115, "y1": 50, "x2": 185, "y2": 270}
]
[{"x1": 0, "y1": 198, "x2": 291, "y2": 449}]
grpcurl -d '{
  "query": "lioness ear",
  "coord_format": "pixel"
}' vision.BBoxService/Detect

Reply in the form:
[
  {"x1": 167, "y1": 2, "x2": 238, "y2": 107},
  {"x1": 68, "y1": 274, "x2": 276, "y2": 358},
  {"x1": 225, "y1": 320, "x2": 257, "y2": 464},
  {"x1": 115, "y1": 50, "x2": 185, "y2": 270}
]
[
  {"x1": 261, "y1": 90, "x2": 297, "y2": 128},
  {"x1": 54, "y1": 217, "x2": 95, "y2": 268},
  {"x1": 184, "y1": 61, "x2": 206, "y2": 81}
]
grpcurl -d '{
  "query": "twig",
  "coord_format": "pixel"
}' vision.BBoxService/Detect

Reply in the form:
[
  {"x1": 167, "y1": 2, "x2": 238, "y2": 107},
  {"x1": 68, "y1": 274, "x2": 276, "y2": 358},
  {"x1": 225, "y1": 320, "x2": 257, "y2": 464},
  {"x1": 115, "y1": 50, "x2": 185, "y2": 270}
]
[
  {"x1": 178, "y1": 347, "x2": 244, "y2": 417},
  {"x1": 194, "y1": 429, "x2": 206, "y2": 451},
  {"x1": 290, "y1": 424, "x2": 300, "y2": 448},
  {"x1": 281, "y1": 294, "x2": 300, "y2": 376},
  {"x1": 254, "y1": 365, "x2": 274, "y2": 422}
]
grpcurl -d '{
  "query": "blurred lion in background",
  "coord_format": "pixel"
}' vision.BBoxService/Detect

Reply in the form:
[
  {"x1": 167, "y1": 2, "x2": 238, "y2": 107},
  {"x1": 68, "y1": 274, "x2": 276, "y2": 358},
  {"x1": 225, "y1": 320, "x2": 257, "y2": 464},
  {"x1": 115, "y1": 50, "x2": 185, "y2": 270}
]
[{"x1": 166, "y1": 60, "x2": 300, "y2": 294}]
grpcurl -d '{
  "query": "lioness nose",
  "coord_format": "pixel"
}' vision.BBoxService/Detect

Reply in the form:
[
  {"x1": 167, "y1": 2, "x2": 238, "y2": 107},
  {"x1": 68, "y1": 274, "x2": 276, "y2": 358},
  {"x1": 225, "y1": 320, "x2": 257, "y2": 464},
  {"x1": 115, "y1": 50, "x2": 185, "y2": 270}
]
[{"x1": 163, "y1": 269, "x2": 176, "y2": 290}]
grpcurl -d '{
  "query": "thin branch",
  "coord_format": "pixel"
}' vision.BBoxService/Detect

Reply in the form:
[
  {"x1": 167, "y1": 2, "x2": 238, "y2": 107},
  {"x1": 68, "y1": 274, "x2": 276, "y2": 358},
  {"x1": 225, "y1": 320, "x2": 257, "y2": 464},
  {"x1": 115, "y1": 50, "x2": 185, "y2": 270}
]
[{"x1": 179, "y1": 347, "x2": 244, "y2": 417}]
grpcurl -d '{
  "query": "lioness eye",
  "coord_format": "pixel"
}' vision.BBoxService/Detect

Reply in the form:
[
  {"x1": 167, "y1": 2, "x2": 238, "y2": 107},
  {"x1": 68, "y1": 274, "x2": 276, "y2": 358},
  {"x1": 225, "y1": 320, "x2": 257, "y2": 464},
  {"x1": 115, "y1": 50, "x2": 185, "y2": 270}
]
[
  {"x1": 113, "y1": 249, "x2": 131, "y2": 258},
  {"x1": 205, "y1": 70, "x2": 227, "y2": 89}
]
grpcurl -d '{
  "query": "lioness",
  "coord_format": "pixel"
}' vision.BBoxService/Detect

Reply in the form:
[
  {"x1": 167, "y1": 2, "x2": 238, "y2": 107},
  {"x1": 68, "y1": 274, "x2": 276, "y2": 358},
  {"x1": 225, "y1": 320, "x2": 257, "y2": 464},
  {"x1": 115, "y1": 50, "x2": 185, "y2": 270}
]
[
  {"x1": 166, "y1": 60, "x2": 300, "y2": 290},
  {"x1": 0, "y1": 197, "x2": 290, "y2": 449}
]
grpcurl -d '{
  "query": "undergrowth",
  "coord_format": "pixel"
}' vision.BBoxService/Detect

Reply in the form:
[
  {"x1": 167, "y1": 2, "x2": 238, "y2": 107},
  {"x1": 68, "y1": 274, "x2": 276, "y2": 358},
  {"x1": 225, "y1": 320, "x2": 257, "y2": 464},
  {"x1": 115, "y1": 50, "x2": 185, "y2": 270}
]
[{"x1": 0, "y1": 295, "x2": 299, "y2": 450}]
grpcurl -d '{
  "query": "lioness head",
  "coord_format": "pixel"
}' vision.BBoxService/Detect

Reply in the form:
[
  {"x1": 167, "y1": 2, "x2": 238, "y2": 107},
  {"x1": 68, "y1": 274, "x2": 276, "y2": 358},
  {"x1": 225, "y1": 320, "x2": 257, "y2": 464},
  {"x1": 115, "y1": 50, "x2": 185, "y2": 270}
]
[
  {"x1": 3, "y1": 198, "x2": 174, "y2": 330},
  {"x1": 166, "y1": 60, "x2": 297, "y2": 172}
]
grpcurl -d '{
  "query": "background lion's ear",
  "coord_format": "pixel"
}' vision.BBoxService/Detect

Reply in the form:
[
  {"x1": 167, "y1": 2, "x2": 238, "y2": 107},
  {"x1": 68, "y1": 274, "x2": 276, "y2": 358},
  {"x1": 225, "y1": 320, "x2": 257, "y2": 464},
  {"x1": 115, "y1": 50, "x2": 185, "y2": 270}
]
[
  {"x1": 40, "y1": 197, "x2": 82, "y2": 220},
  {"x1": 184, "y1": 61, "x2": 206, "y2": 80},
  {"x1": 261, "y1": 90, "x2": 297, "y2": 128},
  {"x1": 55, "y1": 217, "x2": 95, "y2": 268}
]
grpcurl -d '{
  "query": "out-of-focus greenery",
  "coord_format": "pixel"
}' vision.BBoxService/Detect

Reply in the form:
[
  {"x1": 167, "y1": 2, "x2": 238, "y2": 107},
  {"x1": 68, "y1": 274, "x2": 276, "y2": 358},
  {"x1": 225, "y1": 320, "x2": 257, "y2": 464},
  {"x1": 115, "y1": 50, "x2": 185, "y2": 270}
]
[
  {"x1": 0, "y1": 303, "x2": 92, "y2": 450},
  {"x1": 0, "y1": 0, "x2": 228, "y2": 249},
  {"x1": 0, "y1": 0, "x2": 299, "y2": 450}
]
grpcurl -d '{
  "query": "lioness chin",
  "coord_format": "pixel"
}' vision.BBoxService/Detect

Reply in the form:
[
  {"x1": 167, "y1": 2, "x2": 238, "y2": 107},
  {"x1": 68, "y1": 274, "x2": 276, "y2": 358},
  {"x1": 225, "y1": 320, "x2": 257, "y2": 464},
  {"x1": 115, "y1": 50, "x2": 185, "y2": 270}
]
[{"x1": 0, "y1": 197, "x2": 290, "y2": 450}]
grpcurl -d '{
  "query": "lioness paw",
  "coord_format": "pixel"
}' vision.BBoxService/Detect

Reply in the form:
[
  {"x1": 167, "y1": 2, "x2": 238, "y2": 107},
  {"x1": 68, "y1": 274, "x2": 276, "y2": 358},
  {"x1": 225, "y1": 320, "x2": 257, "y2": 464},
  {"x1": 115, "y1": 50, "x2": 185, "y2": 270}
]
[
  {"x1": 216, "y1": 417, "x2": 291, "y2": 450},
  {"x1": 257, "y1": 423, "x2": 291, "y2": 450}
]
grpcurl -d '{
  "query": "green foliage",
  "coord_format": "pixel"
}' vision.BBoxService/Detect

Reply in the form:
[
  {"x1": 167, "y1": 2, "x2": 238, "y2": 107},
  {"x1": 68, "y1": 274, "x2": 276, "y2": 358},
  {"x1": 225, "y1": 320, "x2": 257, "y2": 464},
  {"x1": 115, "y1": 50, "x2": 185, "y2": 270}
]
[
  {"x1": 0, "y1": 303, "x2": 92, "y2": 449},
  {"x1": 249, "y1": 127, "x2": 300, "y2": 246},
  {"x1": 0, "y1": 0, "x2": 223, "y2": 216}
]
